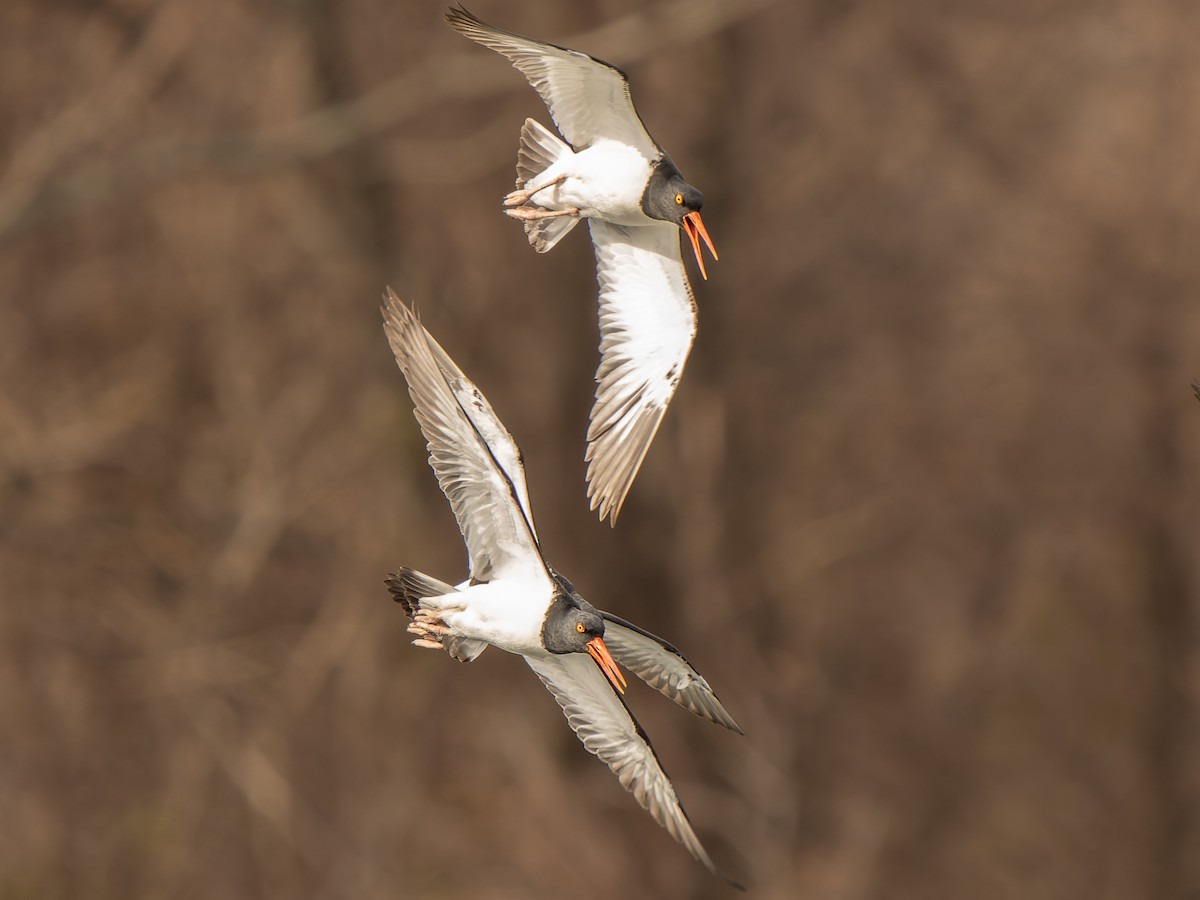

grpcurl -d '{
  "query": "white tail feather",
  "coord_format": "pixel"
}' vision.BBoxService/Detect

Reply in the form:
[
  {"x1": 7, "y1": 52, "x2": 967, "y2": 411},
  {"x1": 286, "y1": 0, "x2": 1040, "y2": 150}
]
[{"x1": 515, "y1": 118, "x2": 580, "y2": 252}]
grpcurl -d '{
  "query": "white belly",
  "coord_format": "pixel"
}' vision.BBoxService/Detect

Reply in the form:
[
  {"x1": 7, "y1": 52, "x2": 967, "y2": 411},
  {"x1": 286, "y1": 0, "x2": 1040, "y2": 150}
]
[
  {"x1": 438, "y1": 577, "x2": 551, "y2": 656},
  {"x1": 531, "y1": 140, "x2": 653, "y2": 225}
]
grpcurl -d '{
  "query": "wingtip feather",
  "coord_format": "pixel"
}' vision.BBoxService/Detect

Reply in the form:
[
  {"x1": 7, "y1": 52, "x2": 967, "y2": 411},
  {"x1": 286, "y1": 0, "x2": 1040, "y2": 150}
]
[{"x1": 585, "y1": 403, "x2": 664, "y2": 526}]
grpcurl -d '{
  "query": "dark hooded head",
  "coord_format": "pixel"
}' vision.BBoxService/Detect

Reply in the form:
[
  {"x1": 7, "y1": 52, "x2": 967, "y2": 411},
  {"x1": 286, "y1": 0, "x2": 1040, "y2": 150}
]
[
  {"x1": 541, "y1": 570, "x2": 627, "y2": 693},
  {"x1": 640, "y1": 157, "x2": 718, "y2": 279},
  {"x1": 641, "y1": 156, "x2": 703, "y2": 225},
  {"x1": 540, "y1": 571, "x2": 604, "y2": 654}
]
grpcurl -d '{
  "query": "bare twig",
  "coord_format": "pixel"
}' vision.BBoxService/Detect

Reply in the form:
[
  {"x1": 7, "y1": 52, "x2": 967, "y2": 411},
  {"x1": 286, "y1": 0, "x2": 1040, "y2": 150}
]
[
  {"x1": 0, "y1": 2, "x2": 199, "y2": 236},
  {"x1": 0, "y1": 0, "x2": 774, "y2": 243}
]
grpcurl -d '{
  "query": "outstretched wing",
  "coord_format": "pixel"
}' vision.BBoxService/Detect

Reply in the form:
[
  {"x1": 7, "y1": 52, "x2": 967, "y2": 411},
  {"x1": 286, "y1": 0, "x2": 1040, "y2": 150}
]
[
  {"x1": 585, "y1": 219, "x2": 696, "y2": 524},
  {"x1": 382, "y1": 288, "x2": 545, "y2": 584},
  {"x1": 446, "y1": 5, "x2": 660, "y2": 158},
  {"x1": 523, "y1": 652, "x2": 738, "y2": 886},
  {"x1": 600, "y1": 612, "x2": 743, "y2": 734}
]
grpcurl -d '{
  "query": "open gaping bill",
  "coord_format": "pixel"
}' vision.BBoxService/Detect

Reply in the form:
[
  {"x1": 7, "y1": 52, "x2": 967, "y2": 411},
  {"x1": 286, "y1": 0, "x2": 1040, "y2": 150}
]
[
  {"x1": 381, "y1": 289, "x2": 742, "y2": 885},
  {"x1": 445, "y1": 5, "x2": 719, "y2": 525}
]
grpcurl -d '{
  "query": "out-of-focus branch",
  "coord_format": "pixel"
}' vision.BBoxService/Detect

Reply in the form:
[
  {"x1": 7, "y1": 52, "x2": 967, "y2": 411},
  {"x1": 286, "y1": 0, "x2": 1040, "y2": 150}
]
[
  {"x1": 0, "y1": 1, "x2": 199, "y2": 238},
  {"x1": 0, "y1": 0, "x2": 773, "y2": 243}
]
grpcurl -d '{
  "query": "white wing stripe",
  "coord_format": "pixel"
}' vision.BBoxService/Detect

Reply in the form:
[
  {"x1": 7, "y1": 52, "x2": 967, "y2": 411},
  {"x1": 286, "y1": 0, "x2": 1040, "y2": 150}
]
[{"x1": 585, "y1": 220, "x2": 696, "y2": 522}]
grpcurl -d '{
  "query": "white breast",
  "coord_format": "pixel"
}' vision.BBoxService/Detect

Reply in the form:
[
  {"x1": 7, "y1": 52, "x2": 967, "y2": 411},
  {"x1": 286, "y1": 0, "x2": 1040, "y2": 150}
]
[
  {"x1": 448, "y1": 577, "x2": 554, "y2": 656},
  {"x1": 533, "y1": 140, "x2": 654, "y2": 225}
]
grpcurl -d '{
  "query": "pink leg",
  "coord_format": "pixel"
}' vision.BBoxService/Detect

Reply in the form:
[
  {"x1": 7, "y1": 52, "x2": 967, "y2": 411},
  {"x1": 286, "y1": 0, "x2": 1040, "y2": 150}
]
[{"x1": 503, "y1": 175, "x2": 567, "y2": 208}]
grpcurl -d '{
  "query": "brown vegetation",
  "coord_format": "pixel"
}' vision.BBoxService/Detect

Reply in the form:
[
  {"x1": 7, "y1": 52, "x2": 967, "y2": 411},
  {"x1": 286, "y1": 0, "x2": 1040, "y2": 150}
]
[{"x1": 2, "y1": 1, "x2": 1199, "y2": 897}]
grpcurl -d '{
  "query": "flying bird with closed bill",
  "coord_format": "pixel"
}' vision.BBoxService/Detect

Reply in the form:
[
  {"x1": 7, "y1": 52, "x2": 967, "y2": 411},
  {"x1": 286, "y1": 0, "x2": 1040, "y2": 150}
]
[{"x1": 446, "y1": 5, "x2": 719, "y2": 525}]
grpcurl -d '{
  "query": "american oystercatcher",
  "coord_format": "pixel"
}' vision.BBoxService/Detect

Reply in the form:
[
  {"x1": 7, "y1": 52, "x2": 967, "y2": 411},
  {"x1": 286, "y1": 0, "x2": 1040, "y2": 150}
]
[
  {"x1": 380, "y1": 289, "x2": 742, "y2": 883},
  {"x1": 445, "y1": 6, "x2": 719, "y2": 525}
]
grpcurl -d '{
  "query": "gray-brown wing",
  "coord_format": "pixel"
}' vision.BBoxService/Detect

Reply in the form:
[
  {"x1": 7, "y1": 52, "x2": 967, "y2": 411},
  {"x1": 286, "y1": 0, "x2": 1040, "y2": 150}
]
[
  {"x1": 382, "y1": 288, "x2": 545, "y2": 584},
  {"x1": 523, "y1": 652, "x2": 735, "y2": 884},
  {"x1": 600, "y1": 613, "x2": 743, "y2": 734},
  {"x1": 446, "y1": 6, "x2": 659, "y2": 157}
]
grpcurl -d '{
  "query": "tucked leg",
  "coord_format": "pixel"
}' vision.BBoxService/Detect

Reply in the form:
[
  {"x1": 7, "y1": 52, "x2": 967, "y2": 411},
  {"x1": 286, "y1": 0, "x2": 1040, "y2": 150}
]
[
  {"x1": 503, "y1": 175, "x2": 566, "y2": 208},
  {"x1": 409, "y1": 619, "x2": 452, "y2": 637},
  {"x1": 504, "y1": 206, "x2": 580, "y2": 223},
  {"x1": 410, "y1": 638, "x2": 445, "y2": 651}
]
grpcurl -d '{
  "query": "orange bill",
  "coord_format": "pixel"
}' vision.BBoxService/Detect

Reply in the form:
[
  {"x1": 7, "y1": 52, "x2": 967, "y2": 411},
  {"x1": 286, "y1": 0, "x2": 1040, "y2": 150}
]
[
  {"x1": 682, "y1": 211, "x2": 718, "y2": 280},
  {"x1": 586, "y1": 637, "x2": 628, "y2": 694}
]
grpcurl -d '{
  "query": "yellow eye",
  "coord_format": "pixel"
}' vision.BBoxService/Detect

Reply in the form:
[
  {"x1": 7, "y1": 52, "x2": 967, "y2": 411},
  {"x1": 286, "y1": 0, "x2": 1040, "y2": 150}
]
[
  {"x1": 576, "y1": 622, "x2": 585, "y2": 633},
  {"x1": 675, "y1": 193, "x2": 684, "y2": 205}
]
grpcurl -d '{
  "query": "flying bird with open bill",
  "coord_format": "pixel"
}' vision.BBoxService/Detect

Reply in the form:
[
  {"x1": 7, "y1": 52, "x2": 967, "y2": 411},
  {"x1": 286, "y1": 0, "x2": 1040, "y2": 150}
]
[
  {"x1": 445, "y1": 5, "x2": 719, "y2": 525},
  {"x1": 380, "y1": 289, "x2": 741, "y2": 884}
]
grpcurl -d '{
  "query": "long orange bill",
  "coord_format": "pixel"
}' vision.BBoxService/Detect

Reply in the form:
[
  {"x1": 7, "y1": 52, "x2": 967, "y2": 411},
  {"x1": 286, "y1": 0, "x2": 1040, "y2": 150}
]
[
  {"x1": 682, "y1": 211, "x2": 718, "y2": 281},
  {"x1": 586, "y1": 637, "x2": 628, "y2": 694}
]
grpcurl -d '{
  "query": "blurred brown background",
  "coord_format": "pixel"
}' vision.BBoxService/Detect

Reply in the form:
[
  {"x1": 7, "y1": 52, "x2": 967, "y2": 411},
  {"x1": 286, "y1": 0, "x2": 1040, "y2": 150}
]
[{"x1": 3, "y1": 0, "x2": 1199, "y2": 897}]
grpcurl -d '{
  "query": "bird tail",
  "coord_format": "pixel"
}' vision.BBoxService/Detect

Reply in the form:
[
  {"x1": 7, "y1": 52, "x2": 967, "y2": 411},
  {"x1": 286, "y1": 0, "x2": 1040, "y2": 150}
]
[
  {"x1": 385, "y1": 567, "x2": 455, "y2": 617},
  {"x1": 384, "y1": 568, "x2": 488, "y2": 663},
  {"x1": 515, "y1": 118, "x2": 580, "y2": 253}
]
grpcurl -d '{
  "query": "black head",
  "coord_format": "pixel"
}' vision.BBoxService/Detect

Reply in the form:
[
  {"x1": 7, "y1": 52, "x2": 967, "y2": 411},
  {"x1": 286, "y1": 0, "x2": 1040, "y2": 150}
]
[
  {"x1": 541, "y1": 571, "x2": 604, "y2": 654},
  {"x1": 541, "y1": 570, "x2": 627, "y2": 692},
  {"x1": 641, "y1": 157, "x2": 718, "y2": 279},
  {"x1": 641, "y1": 156, "x2": 703, "y2": 225}
]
